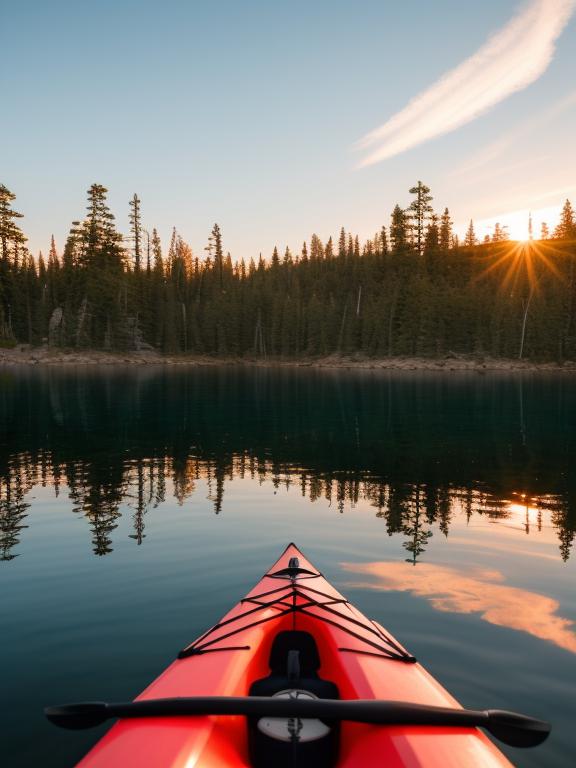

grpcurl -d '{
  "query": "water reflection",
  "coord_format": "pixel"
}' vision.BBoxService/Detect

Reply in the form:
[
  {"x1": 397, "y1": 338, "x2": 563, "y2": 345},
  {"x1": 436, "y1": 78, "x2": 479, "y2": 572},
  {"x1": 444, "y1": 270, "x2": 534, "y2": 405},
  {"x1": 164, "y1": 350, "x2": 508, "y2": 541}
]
[
  {"x1": 1, "y1": 366, "x2": 575, "y2": 562},
  {"x1": 342, "y1": 561, "x2": 576, "y2": 654}
]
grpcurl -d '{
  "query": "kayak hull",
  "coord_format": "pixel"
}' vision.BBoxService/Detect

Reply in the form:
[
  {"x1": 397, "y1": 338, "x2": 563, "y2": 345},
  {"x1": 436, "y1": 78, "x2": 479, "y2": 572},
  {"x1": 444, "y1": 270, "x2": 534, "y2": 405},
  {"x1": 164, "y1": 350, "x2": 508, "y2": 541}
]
[{"x1": 77, "y1": 544, "x2": 512, "y2": 767}]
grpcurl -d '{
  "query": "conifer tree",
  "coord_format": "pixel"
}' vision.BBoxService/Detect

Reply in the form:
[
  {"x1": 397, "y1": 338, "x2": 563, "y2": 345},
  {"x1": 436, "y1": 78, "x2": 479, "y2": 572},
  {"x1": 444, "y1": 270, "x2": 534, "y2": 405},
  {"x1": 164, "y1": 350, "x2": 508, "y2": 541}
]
[
  {"x1": 74, "y1": 184, "x2": 125, "y2": 273},
  {"x1": 347, "y1": 234, "x2": 354, "y2": 258},
  {"x1": 129, "y1": 193, "x2": 142, "y2": 271},
  {"x1": 68, "y1": 184, "x2": 126, "y2": 347},
  {"x1": 48, "y1": 235, "x2": 59, "y2": 267},
  {"x1": 492, "y1": 223, "x2": 507, "y2": 242},
  {"x1": 325, "y1": 236, "x2": 334, "y2": 260},
  {"x1": 540, "y1": 222, "x2": 549, "y2": 240},
  {"x1": 338, "y1": 228, "x2": 346, "y2": 258},
  {"x1": 554, "y1": 199, "x2": 575, "y2": 239},
  {"x1": 424, "y1": 214, "x2": 439, "y2": 255},
  {"x1": 206, "y1": 224, "x2": 224, "y2": 287},
  {"x1": 464, "y1": 220, "x2": 477, "y2": 247},
  {"x1": 390, "y1": 205, "x2": 408, "y2": 253},
  {"x1": 380, "y1": 226, "x2": 388, "y2": 255},
  {"x1": 151, "y1": 228, "x2": 163, "y2": 271},
  {"x1": 407, "y1": 181, "x2": 433, "y2": 255},
  {"x1": 0, "y1": 184, "x2": 26, "y2": 262},
  {"x1": 310, "y1": 234, "x2": 324, "y2": 261},
  {"x1": 439, "y1": 208, "x2": 452, "y2": 250}
]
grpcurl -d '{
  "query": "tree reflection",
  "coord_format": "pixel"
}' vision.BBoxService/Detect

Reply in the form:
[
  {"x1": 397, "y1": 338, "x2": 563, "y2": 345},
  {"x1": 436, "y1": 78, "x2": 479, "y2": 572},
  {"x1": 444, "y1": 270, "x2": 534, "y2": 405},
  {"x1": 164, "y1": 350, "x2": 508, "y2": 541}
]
[
  {"x1": 0, "y1": 471, "x2": 30, "y2": 561},
  {"x1": 0, "y1": 366, "x2": 575, "y2": 561}
]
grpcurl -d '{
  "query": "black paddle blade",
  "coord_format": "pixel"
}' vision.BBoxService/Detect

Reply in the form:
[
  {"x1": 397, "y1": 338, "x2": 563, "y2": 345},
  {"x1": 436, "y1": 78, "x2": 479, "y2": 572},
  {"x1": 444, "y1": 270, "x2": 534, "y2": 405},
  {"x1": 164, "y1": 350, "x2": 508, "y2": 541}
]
[
  {"x1": 45, "y1": 702, "x2": 108, "y2": 730},
  {"x1": 486, "y1": 710, "x2": 551, "y2": 748}
]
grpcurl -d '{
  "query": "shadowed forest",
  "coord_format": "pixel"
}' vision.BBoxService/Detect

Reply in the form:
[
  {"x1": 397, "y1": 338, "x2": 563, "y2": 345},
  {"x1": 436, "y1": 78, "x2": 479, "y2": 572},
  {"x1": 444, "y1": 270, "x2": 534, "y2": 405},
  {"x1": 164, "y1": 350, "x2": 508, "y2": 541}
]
[
  {"x1": 1, "y1": 367, "x2": 574, "y2": 563},
  {"x1": 1, "y1": 183, "x2": 576, "y2": 360}
]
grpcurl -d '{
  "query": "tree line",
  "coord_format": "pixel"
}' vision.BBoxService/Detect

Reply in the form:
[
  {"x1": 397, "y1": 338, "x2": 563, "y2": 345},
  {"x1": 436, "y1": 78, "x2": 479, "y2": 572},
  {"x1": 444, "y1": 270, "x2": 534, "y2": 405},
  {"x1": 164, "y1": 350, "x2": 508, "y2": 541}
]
[{"x1": 1, "y1": 181, "x2": 576, "y2": 360}]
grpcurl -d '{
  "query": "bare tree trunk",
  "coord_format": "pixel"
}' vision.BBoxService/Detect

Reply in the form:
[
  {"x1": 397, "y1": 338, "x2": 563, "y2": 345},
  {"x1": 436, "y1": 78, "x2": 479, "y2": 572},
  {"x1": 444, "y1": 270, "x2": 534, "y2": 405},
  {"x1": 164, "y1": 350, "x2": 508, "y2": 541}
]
[
  {"x1": 338, "y1": 302, "x2": 348, "y2": 352},
  {"x1": 181, "y1": 303, "x2": 187, "y2": 352},
  {"x1": 388, "y1": 287, "x2": 399, "y2": 357},
  {"x1": 48, "y1": 307, "x2": 63, "y2": 347},
  {"x1": 76, "y1": 297, "x2": 88, "y2": 347},
  {"x1": 519, "y1": 289, "x2": 533, "y2": 359}
]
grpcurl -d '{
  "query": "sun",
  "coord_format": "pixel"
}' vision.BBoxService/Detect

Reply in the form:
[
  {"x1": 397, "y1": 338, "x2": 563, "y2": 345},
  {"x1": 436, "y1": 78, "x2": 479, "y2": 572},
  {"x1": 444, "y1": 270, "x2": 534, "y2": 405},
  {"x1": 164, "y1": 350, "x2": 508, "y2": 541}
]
[
  {"x1": 475, "y1": 204, "x2": 562, "y2": 243},
  {"x1": 502, "y1": 211, "x2": 531, "y2": 241}
]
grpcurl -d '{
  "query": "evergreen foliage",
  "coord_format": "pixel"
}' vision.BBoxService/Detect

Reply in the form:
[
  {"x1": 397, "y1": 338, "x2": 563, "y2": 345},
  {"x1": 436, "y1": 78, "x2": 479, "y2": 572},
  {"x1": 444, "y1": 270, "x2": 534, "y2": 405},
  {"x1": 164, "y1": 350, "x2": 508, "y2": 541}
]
[
  {"x1": 407, "y1": 181, "x2": 434, "y2": 255},
  {"x1": 2, "y1": 181, "x2": 576, "y2": 361}
]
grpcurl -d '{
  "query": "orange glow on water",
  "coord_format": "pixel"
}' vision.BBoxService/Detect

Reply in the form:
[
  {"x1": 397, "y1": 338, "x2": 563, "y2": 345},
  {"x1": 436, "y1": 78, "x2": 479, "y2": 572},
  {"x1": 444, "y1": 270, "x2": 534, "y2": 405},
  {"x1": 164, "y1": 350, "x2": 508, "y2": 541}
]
[{"x1": 342, "y1": 561, "x2": 576, "y2": 654}]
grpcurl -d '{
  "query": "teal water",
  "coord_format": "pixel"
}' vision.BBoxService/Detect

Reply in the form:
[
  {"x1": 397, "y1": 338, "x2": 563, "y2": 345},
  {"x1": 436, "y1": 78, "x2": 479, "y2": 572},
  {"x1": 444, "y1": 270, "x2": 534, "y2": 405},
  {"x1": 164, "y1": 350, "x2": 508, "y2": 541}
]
[{"x1": 1, "y1": 366, "x2": 575, "y2": 767}]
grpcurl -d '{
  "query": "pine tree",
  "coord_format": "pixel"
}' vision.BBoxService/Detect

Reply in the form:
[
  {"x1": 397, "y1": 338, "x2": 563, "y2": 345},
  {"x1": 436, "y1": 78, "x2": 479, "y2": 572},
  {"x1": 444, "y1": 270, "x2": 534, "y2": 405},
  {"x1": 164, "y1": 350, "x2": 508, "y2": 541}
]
[
  {"x1": 424, "y1": 214, "x2": 439, "y2": 255},
  {"x1": 390, "y1": 205, "x2": 408, "y2": 253},
  {"x1": 407, "y1": 181, "x2": 434, "y2": 255},
  {"x1": 129, "y1": 193, "x2": 142, "y2": 271},
  {"x1": 48, "y1": 235, "x2": 59, "y2": 267},
  {"x1": 151, "y1": 228, "x2": 163, "y2": 271},
  {"x1": 554, "y1": 199, "x2": 575, "y2": 239},
  {"x1": 540, "y1": 222, "x2": 549, "y2": 240},
  {"x1": 0, "y1": 184, "x2": 26, "y2": 262},
  {"x1": 464, "y1": 220, "x2": 477, "y2": 247},
  {"x1": 338, "y1": 228, "x2": 346, "y2": 258},
  {"x1": 69, "y1": 184, "x2": 126, "y2": 347},
  {"x1": 492, "y1": 223, "x2": 507, "y2": 242},
  {"x1": 439, "y1": 208, "x2": 452, "y2": 250},
  {"x1": 347, "y1": 234, "x2": 354, "y2": 258},
  {"x1": 310, "y1": 234, "x2": 324, "y2": 261},
  {"x1": 205, "y1": 224, "x2": 224, "y2": 288},
  {"x1": 380, "y1": 226, "x2": 388, "y2": 255}
]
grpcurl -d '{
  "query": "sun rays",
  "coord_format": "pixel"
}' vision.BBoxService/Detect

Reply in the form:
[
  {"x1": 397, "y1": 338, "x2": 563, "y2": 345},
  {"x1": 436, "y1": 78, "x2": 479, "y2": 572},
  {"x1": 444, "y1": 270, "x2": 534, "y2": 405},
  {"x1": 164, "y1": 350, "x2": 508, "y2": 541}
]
[{"x1": 475, "y1": 239, "x2": 566, "y2": 296}]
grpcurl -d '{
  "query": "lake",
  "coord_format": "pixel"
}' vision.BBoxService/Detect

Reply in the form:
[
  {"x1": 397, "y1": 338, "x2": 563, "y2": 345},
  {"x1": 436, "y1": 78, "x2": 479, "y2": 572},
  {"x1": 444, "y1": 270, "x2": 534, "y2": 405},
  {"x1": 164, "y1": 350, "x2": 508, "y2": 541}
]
[{"x1": 2, "y1": 365, "x2": 575, "y2": 767}]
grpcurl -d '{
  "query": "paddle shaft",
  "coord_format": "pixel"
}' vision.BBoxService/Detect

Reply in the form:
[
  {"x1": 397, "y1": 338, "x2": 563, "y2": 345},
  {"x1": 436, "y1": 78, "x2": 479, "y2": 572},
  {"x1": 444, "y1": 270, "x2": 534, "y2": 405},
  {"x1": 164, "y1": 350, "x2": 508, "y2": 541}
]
[
  {"x1": 89, "y1": 697, "x2": 491, "y2": 725},
  {"x1": 46, "y1": 696, "x2": 545, "y2": 728},
  {"x1": 45, "y1": 695, "x2": 551, "y2": 748}
]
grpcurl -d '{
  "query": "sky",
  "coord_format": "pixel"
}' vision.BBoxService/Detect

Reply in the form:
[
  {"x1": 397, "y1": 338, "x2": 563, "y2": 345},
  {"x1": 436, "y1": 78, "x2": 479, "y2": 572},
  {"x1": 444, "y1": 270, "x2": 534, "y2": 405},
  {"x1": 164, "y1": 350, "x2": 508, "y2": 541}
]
[{"x1": 2, "y1": 0, "x2": 576, "y2": 259}]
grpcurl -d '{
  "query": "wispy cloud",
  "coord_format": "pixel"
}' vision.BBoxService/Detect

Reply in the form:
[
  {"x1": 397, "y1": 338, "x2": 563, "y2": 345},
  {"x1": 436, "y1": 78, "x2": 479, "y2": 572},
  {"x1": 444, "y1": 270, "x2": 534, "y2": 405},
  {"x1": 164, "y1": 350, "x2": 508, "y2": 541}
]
[
  {"x1": 451, "y1": 89, "x2": 576, "y2": 177},
  {"x1": 355, "y1": 0, "x2": 576, "y2": 167}
]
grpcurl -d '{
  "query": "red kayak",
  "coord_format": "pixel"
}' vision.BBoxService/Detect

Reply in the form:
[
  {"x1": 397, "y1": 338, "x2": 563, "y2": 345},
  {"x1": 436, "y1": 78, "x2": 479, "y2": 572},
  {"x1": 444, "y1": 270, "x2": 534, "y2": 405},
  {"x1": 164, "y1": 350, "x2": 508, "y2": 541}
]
[{"x1": 47, "y1": 544, "x2": 549, "y2": 767}]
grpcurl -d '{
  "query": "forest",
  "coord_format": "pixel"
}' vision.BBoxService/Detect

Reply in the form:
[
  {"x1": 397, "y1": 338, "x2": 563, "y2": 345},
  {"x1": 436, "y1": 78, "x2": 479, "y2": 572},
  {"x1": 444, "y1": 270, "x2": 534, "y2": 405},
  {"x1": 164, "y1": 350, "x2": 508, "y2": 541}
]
[{"x1": 1, "y1": 182, "x2": 576, "y2": 360}]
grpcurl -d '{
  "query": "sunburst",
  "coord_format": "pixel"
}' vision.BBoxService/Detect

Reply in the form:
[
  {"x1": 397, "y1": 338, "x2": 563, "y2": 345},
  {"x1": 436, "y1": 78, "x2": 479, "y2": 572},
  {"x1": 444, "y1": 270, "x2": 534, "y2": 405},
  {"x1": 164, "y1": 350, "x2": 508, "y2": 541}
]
[{"x1": 475, "y1": 239, "x2": 565, "y2": 295}]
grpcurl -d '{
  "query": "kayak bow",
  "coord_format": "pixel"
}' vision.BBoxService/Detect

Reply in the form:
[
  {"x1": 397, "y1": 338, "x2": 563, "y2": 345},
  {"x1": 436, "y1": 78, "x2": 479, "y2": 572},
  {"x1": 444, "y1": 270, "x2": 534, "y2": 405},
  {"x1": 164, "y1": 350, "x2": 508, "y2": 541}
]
[{"x1": 46, "y1": 543, "x2": 550, "y2": 767}]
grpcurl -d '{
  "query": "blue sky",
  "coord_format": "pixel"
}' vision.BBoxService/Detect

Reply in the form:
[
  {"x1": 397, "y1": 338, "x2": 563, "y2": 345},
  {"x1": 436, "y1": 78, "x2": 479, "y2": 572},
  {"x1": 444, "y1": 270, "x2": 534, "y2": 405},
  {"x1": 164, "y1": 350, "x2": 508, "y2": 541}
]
[{"x1": 2, "y1": 0, "x2": 575, "y2": 258}]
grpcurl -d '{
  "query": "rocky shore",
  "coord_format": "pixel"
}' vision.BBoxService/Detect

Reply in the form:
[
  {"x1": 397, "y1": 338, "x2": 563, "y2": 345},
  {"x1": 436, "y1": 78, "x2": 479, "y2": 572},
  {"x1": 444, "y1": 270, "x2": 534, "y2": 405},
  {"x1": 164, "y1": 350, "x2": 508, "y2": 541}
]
[{"x1": 1, "y1": 345, "x2": 576, "y2": 372}]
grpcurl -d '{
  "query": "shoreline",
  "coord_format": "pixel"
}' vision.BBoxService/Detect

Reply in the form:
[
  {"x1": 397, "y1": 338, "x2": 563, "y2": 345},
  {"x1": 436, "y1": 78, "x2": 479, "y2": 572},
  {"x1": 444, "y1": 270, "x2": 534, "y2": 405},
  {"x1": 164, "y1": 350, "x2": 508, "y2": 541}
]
[{"x1": 1, "y1": 346, "x2": 576, "y2": 373}]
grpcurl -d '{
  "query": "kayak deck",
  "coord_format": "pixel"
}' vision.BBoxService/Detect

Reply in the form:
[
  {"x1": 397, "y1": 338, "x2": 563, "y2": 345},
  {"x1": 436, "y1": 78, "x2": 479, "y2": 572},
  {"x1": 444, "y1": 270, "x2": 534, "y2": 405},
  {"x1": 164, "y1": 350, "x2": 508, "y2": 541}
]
[{"x1": 77, "y1": 544, "x2": 512, "y2": 767}]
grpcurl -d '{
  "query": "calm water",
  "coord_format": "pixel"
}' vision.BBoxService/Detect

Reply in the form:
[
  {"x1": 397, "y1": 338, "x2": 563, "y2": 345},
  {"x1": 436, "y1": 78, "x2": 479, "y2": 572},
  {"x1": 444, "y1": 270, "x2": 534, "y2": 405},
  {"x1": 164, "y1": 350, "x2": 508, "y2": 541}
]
[{"x1": 2, "y1": 365, "x2": 576, "y2": 767}]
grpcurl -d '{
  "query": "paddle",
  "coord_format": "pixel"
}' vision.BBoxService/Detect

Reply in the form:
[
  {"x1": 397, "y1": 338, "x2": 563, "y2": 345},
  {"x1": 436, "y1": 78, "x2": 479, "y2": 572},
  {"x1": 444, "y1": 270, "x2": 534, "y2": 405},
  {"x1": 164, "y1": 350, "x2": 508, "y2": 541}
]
[{"x1": 45, "y1": 696, "x2": 550, "y2": 748}]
